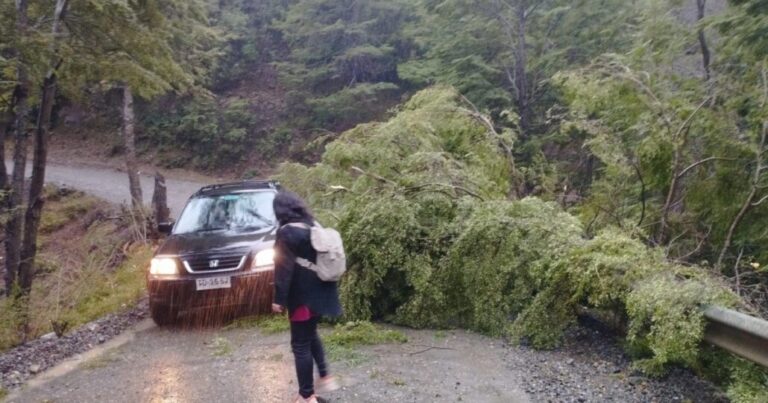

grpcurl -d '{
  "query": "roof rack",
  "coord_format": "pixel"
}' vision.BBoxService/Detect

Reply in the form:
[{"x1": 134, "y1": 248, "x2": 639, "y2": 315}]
[{"x1": 194, "y1": 180, "x2": 280, "y2": 196}]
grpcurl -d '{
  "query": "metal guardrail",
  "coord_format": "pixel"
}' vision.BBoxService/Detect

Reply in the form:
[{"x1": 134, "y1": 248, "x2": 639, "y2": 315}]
[{"x1": 703, "y1": 306, "x2": 768, "y2": 368}]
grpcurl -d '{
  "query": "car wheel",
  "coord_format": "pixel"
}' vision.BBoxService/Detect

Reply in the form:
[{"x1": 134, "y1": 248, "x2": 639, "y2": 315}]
[{"x1": 150, "y1": 303, "x2": 178, "y2": 326}]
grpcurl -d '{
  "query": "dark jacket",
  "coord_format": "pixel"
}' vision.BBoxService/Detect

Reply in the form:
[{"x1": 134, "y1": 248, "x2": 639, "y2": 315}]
[{"x1": 273, "y1": 219, "x2": 343, "y2": 318}]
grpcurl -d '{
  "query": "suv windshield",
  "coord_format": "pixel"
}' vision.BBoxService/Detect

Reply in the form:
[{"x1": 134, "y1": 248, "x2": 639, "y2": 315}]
[{"x1": 174, "y1": 191, "x2": 276, "y2": 235}]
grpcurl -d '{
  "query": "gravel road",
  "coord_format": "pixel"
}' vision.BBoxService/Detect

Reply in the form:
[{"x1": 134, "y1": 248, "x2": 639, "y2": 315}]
[
  {"x1": 6, "y1": 160, "x2": 206, "y2": 219},
  {"x1": 6, "y1": 319, "x2": 726, "y2": 403}
]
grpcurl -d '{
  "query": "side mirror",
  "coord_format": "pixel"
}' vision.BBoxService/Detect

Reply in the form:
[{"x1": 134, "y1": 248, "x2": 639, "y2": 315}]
[{"x1": 158, "y1": 221, "x2": 175, "y2": 235}]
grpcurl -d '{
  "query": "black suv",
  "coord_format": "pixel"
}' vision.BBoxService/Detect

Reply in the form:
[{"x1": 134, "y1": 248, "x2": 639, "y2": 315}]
[{"x1": 147, "y1": 180, "x2": 279, "y2": 325}]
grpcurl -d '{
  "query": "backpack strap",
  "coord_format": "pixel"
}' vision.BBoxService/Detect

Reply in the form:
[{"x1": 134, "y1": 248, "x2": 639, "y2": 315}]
[
  {"x1": 283, "y1": 222, "x2": 311, "y2": 230},
  {"x1": 281, "y1": 222, "x2": 314, "y2": 268}
]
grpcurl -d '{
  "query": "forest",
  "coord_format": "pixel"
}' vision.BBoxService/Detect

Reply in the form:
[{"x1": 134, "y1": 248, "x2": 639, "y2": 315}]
[{"x1": 2, "y1": 0, "x2": 768, "y2": 400}]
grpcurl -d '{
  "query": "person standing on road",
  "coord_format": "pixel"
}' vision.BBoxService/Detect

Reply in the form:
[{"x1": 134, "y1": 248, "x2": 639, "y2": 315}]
[{"x1": 272, "y1": 191, "x2": 342, "y2": 403}]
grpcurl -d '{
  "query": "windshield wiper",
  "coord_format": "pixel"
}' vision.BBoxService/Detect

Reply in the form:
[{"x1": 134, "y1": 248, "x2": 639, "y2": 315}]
[
  {"x1": 197, "y1": 226, "x2": 229, "y2": 233},
  {"x1": 234, "y1": 224, "x2": 268, "y2": 232},
  {"x1": 245, "y1": 208, "x2": 274, "y2": 226}
]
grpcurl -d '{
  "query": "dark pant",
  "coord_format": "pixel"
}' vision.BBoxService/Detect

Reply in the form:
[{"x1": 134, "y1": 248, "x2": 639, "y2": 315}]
[{"x1": 290, "y1": 317, "x2": 329, "y2": 398}]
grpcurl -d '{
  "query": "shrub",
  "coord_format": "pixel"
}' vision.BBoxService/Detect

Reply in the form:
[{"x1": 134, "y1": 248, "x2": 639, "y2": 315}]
[{"x1": 441, "y1": 198, "x2": 583, "y2": 338}]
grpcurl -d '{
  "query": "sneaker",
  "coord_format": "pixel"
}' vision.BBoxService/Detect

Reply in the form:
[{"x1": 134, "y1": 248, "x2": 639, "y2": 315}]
[
  {"x1": 294, "y1": 395, "x2": 329, "y2": 403},
  {"x1": 316, "y1": 375, "x2": 340, "y2": 393},
  {"x1": 294, "y1": 394, "x2": 319, "y2": 403}
]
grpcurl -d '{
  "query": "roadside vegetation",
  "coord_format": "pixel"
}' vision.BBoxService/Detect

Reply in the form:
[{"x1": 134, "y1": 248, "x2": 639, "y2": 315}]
[{"x1": 0, "y1": 186, "x2": 152, "y2": 350}]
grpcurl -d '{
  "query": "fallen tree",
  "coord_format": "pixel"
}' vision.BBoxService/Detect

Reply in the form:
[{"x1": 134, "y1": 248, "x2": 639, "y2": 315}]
[{"x1": 277, "y1": 86, "x2": 767, "y2": 401}]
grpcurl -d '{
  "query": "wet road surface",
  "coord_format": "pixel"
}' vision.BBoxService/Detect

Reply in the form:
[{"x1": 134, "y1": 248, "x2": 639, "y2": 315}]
[
  {"x1": 6, "y1": 160, "x2": 206, "y2": 219},
  {"x1": 8, "y1": 323, "x2": 529, "y2": 403}
]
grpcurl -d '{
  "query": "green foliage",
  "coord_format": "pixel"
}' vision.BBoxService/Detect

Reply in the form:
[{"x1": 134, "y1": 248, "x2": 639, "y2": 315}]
[
  {"x1": 727, "y1": 359, "x2": 768, "y2": 403},
  {"x1": 567, "y1": 229, "x2": 666, "y2": 309},
  {"x1": 324, "y1": 321, "x2": 408, "y2": 347},
  {"x1": 275, "y1": 0, "x2": 413, "y2": 129},
  {"x1": 626, "y1": 270, "x2": 738, "y2": 374},
  {"x1": 401, "y1": 0, "x2": 636, "y2": 116},
  {"x1": 0, "y1": 295, "x2": 27, "y2": 351},
  {"x1": 441, "y1": 199, "x2": 583, "y2": 337},
  {"x1": 308, "y1": 82, "x2": 400, "y2": 127},
  {"x1": 224, "y1": 314, "x2": 290, "y2": 334},
  {"x1": 141, "y1": 95, "x2": 292, "y2": 170}
]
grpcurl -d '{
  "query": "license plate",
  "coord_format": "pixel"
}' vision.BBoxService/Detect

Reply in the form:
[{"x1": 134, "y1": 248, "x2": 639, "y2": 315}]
[{"x1": 196, "y1": 276, "x2": 231, "y2": 291}]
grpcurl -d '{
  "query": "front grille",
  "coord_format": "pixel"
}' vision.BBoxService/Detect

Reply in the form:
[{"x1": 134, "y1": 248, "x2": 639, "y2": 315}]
[{"x1": 182, "y1": 254, "x2": 246, "y2": 273}]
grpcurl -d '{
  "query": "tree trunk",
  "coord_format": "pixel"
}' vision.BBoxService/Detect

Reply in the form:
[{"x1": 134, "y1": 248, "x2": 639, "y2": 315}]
[
  {"x1": 657, "y1": 145, "x2": 684, "y2": 245},
  {"x1": 5, "y1": 0, "x2": 30, "y2": 296},
  {"x1": 696, "y1": 0, "x2": 711, "y2": 81},
  {"x1": 0, "y1": 90, "x2": 15, "y2": 197},
  {"x1": 122, "y1": 85, "x2": 143, "y2": 210},
  {"x1": 18, "y1": 0, "x2": 69, "y2": 295},
  {"x1": 716, "y1": 123, "x2": 767, "y2": 270},
  {"x1": 514, "y1": 0, "x2": 531, "y2": 134},
  {"x1": 152, "y1": 172, "x2": 170, "y2": 224},
  {"x1": 0, "y1": 93, "x2": 13, "y2": 186}
]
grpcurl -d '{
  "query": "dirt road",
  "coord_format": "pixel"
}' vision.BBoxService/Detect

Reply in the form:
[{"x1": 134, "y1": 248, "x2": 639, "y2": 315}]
[{"x1": 6, "y1": 160, "x2": 206, "y2": 219}]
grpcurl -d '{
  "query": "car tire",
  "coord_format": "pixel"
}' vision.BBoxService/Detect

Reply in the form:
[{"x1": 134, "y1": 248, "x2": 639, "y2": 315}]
[{"x1": 150, "y1": 303, "x2": 177, "y2": 326}]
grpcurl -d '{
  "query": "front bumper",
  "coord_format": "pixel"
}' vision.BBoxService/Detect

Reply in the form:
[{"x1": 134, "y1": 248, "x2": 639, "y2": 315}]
[{"x1": 147, "y1": 268, "x2": 274, "y2": 311}]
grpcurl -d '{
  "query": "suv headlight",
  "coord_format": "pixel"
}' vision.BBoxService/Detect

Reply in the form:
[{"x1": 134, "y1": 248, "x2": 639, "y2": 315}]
[
  {"x1": 252, "y1": 249, "x2": 275, "y2": 271},
  {"x1": 150, "y1": 257, "x2": 178, "y2": 275}
]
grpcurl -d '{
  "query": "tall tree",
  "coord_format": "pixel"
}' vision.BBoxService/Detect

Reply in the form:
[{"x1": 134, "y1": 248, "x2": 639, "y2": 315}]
[
  {"x1": 402, "y1": 0, "x2": 635, "y2": 134},
  {"x1": 122, "y1": 85, "x2": 142, "y2": 209},
  {"x1": 275, "y1": 0, "x2": 413, "y2": 129},
  {"x1": 17, "y1": 0, "x2": 70, "y2": 296},
  {"x1": 5, "y1": 0, "x2": 31, "y2": 295}
]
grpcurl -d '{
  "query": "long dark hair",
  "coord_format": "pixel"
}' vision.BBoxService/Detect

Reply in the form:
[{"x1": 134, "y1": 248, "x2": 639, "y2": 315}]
[{"x1": 273, "y1": 191, "x2": 315, "y2": 226}]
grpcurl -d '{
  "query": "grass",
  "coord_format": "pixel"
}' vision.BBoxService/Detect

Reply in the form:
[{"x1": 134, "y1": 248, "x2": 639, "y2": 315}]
[
  {"x1": 80, "y1": 349, "x2": 122, "y2": 370},
  {"x1": 210, "y1": 336, "x2": 233, "y2": 357},
  {"x1": 59, "y1": 244, "x2": 153, "y2": 329},
  {"x1": 39, "y1": 186, "x2": 100, "y2": 234},
  {"x1": 224, "y1": 314, "x2": 290, "y2": 334},
  {"x1": 324, "y1": 321, "x2": 408, "y2": 347},
  {"x1": 0, "y1": 186, "x2": 153, "y2": 352},
  {"x1": 325, "y1": 343, "x2": 367, "y2": 366},
  {"x1": 322, "y1": 321, "x2": 407, "y2": 366}
]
